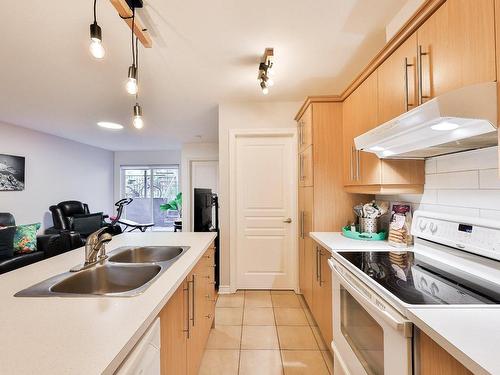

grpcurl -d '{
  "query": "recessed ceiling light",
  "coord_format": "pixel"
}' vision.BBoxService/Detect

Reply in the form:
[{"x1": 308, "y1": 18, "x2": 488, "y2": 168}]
[{"x1": 97, "y1": 121, "x2": 124, "y2": 130}]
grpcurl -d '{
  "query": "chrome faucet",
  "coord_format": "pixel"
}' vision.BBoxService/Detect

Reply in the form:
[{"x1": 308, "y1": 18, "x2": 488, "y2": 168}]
[{"x1": 70, "y1": 227, "x2": 113, "y2": 272}]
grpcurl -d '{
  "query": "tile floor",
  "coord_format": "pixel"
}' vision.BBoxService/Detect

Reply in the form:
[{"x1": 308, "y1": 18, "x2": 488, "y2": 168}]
[{"x1": 199, "y1": 290, "x2": 333, "y2": 375}]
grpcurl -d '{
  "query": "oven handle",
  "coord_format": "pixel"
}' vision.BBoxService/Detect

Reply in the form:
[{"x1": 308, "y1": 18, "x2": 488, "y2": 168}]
[{"x1": 329, "y1": 258, "x2": 411, "y2": 334}]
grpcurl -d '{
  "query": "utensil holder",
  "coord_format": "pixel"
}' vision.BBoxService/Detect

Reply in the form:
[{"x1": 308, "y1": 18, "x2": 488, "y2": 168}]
[{"x1": 360, "y1": 218, "x2": 378, "y2": 234}]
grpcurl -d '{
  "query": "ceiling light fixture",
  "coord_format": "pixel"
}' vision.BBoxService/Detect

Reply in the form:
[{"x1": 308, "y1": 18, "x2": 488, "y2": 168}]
[
  {"x1": 89, "y1": 0, "x2": 105, "y2": 59},
  {"x1": 125, "y1": 8, "x2": 139, "y2": 95},
  {"x1": 133, "y1": 103, "x2": 144, "y2": 129},
  {"x1": 258, "y1": 48, "x2": 274, "y2": 95},
  {"x1": 97, "y1": 121, "x2": 124, "y2": 130}
]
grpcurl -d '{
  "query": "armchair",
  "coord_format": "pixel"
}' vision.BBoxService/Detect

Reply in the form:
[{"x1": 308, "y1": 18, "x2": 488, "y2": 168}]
[{"x1": 46, "y1": 200, "x2": 121, "y2": 240}]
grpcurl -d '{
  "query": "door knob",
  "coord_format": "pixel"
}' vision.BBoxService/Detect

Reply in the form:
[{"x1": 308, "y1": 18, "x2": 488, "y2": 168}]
[{"x1": 283, "y1": 218, "x2": 292, "y2": 223}]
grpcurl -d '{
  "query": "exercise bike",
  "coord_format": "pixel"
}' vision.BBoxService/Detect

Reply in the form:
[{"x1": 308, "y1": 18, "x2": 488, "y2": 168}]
[{"x1": 110, "y1": 198, "x2": 155, "y2": 232}]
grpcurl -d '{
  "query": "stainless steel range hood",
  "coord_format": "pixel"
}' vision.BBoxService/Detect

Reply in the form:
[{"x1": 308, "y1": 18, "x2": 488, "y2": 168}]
[{"x1": 354, "y1": 82, "x2": 498, "y2": 159}]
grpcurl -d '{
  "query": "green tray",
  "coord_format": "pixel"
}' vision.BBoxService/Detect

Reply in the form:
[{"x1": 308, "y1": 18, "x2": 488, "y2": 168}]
[{"x1": 342, "y1": 226, "x2": 387, "y2": 241}]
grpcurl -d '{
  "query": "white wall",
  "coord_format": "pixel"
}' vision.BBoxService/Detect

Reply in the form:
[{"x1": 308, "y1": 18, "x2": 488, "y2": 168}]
[
  {"x1": 377, "y1": 147, "x2": 500, "y2": 218},
  {"x1": 113, "y1": 150, "x2": 182, "y2": 202},
  {"x1": 181, "y1": 143, "x2": 219, "y2": 231},
  {"x1": 218, "y1": 101, "x2": 302, "y2": 288},
  {"x1": 0, "y1": 122, "x2": 114, "y2": 230},
  {"x1": 385, "y1": 0, "x2": 425, "y2": 41}
]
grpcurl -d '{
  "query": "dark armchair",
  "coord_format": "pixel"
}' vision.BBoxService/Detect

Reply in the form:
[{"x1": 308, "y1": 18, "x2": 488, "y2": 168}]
[
  {"x1": 46, "y1": 200, "x2": 121, "y2": 240},
  {"x1": 0, "y1": 213, "x2": 83, "y2": 275}
]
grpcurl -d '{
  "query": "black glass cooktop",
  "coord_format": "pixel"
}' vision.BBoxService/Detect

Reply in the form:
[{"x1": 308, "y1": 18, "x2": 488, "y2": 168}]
[{"x1": 339, "y1": 251, "x2": 500, "y2": 305}]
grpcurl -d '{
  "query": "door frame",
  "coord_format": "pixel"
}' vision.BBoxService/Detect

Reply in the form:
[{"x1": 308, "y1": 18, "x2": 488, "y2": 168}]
[{"x1": 228, "y1": 128, "x2": 298, "y2": 293}]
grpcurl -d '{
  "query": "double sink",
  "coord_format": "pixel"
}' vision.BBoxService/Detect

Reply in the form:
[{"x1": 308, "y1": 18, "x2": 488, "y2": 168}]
[{"x1": 15, "y1": 245, "x2": 190, "y2": 297}]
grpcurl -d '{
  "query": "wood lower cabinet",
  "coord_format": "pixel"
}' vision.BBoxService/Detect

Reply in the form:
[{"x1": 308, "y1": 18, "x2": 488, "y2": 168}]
[
  {"x1": 298, "y1": 186, "x2": 314, "y2": 307},
  {"x1": 159, "y1": 244, "x2": 216, "y2": 375},
  {"x1": 311, "y1": 244, "x2": 332, "y2": 347},
  {"x1": 418, "y1": 330, "x2": 472, "y2": 375}
]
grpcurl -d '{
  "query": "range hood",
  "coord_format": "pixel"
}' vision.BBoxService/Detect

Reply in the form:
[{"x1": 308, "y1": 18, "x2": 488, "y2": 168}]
[{"x1": 354, "y1": 82, "x2": 498, "y2": 159}]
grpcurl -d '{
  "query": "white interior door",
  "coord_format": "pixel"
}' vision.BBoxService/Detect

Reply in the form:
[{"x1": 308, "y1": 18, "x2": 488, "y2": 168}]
[
  {"x1": 190, "y1": 160, "x2": 219, "y2": 231},
  {"x1": 234, "y1": 133, "x2": 296, "y2": 289}
]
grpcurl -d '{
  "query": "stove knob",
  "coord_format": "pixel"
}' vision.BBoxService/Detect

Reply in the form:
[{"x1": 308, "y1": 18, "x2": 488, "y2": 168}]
[
  {"x1": 430, "y1": 222, "x2": 438, "y2": 234},
  {"x1": 430, "y1": 282, "x2": 439, "y2": 296},
  {"x1": 420, "y1": 277, "x2": 428, "y2": 290},
  {"x1": 419, "y1": 220, "x2": 427, "y2": 231}
]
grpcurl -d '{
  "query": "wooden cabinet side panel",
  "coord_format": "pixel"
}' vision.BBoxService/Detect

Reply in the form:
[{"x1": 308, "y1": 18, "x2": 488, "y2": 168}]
[
  {"x1": 160, "y1": 283, "x2": 187, "y2": 375},
  {"x1": 299, "y1": 105, "x2": 313, "y2": 153},
  {"x1": 418, "y1": 331, "x2": 473, "y2": 375},
  {"x1": 381, "y1": 160, "x2": 425, "y2": 185},
  {"x1": 303, "y1": 237, "x2": 314, "y2": 307},
  {"x1": 319, "y1": 249, "x2": 333, "y2": 346}
]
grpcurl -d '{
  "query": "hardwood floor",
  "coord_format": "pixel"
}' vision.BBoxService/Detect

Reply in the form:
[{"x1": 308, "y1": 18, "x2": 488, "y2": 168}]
[{"x1": 199, "y1": 290, "x2": 333, "y2": 375}]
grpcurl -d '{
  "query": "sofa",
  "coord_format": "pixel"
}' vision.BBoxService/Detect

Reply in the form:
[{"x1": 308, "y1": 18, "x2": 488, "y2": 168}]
[
  {"x1": 0, "y1": 213, "x2": 83, "y2": 275},
  {"x1": 46, "y1": 200, "x2": 121, "y2": 240}
]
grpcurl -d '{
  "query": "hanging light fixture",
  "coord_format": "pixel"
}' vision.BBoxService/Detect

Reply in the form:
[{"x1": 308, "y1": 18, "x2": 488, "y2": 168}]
[
  {"x1": 89, "y1": 0, "x2": 105, "y2": 59},
  {"x1": 133, "y1": 103, "x2": 144, "y2": 129},
  {"x1": 125, "y1": 8, "x2": 139, "y2": 95},
  {"x1": 258, "y1": 48, "x2": 274, "y2": 95}
]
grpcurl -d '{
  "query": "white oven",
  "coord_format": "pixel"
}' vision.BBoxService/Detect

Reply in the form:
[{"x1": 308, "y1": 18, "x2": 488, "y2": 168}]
[{"x1": 329, "y1": 258, "x2": 413, "y2": 375}]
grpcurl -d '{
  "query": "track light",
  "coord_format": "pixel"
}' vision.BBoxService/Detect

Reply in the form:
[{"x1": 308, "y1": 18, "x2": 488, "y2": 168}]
[
  {"x1": 126, "y1": 65, "x2": 138, "y2": 95},
  {"x1": 258, "y1": 48, "x2": 274, "y2": 95},
  {"x1": 89, "y1": 0, "x2": 105, "y2": 59}
]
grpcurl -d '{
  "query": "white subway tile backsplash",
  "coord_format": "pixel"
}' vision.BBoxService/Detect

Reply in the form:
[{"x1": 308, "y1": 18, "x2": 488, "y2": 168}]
[
  {"x1": 435, "y1": 147, "x2": 498, "y2": 173},
  {"x1": 383, "y1": 147, "x2": 500, "y2": 218},
  {"x1": 479, "y1": 169, "x2": 500, "y2": 189},
  {"x1": 425, "y1": 170, "x2": 479, "y2": 189}
]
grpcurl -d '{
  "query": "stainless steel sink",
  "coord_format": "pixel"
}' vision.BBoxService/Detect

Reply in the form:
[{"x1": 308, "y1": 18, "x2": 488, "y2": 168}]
[
  {"x1": 108, "y1": 246, "x2": 189, "y2": 264},
  {"x1": 15, "y1": 245, "x2": 190, "y2": 298}
]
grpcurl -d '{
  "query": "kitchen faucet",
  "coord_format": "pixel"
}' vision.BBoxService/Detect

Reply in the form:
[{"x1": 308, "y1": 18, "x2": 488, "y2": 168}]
[{"x1": 70, "y1": 227, "x2": 113, "y2": 272}]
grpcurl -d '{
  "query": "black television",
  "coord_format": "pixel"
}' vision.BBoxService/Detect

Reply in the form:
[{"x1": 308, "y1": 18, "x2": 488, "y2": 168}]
[{"x1": 194, "y1": 188, "x2": 213, "y2": 231}]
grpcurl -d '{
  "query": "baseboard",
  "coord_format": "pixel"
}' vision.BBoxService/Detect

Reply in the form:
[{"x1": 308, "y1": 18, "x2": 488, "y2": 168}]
[{"x1": 217, "y1": 285, "x2": 233, "y2": 294}]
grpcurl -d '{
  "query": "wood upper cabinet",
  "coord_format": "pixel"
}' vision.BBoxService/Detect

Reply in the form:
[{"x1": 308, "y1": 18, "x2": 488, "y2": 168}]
[
  {"x1": 298, "y1": 105, "x2": 313, "y2": 153},
  {"x1": 377, "y1": 33, "x2": 418, "y2": 123},
  {"x1": 299, "y1": 146, "x2": 314, "y2": 187},
  {"x1": 417, "y1": 0, "x2": 496, "y2": 102}
]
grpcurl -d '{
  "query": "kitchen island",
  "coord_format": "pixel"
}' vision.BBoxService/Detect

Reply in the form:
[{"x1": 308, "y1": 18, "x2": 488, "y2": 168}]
[{"x1": 0, "y1": 231, "x2": 216, "y2": 375}]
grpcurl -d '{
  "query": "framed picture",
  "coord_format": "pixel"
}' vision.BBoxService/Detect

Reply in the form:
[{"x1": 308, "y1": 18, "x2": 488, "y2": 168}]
[{"x1": 0, "y1": 154, "x2": 25, "y2": 191}]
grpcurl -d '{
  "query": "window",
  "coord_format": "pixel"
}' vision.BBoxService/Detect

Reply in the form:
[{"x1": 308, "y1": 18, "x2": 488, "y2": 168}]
[{"x1": 121, "y1": 166, "x2": 179, "y2": 230}]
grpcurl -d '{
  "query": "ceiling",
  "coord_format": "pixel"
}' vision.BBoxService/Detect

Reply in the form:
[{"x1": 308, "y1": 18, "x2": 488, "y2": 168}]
[{"x1": 1, "y1": 0, "x2": 406, "y2": 151}]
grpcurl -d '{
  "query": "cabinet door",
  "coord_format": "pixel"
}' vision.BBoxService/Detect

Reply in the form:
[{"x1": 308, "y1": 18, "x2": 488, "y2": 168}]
[
  {"x1": 342, "y1": 95, "x2": 358, "y2": 186},
  {"x1": 311, "y1": 244, "x2": 322, "y2": 323},
  {"x1": 298, "y1": 105, "x2": 313, "y2": 153},
  {"x1": 203, "y1": 246, "x2": 216, "y2": 331},
  {"x1": 299, "y1": 187, "x2": 313, "y2": 306},
  {"x1": 159, "y1": 282, "x2": 188, "y2": 375},
  {"x1": 352, "y1": 73, "x2": 381, "y2": 186},
  {"x1": 318, "y1": 249, "x2": 332, "y2": 347},
  {"x1": 377, "y1": 34, "x2": 418, "y2": 123},
  {"x1": 417, "y1": 0, "x2": 495, "y2": 102},
  {"x1": 299, "y1": 146, "x2": 314, "y2": 187}
]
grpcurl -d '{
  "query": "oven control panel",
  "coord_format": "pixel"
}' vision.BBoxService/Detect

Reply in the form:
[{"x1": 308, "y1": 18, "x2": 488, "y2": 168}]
[{"x1": 412, "y1": 210, "x2": 500, "y2": 261}]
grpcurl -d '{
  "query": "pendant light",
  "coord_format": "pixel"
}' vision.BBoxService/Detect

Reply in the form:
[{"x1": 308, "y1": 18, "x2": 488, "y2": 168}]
[
  {"x1": 258, "y1": 48, "x2": 275, "y2": 95},
  {"x1": 125, "y1": 8, "x2": 139, "y2": 95},
  {"x1": 89, "y1": 0, "x2": 105, "y2": 59},
  {"x1": 132, "y1": 36, "x2": 144, "y2": 129}
]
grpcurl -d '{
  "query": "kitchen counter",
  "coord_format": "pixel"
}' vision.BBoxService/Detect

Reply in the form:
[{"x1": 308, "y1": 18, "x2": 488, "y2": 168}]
[
  {"x1": 310, "y1": 232, "x2": 396, "y2": 252},
  {"x1": 408, "y1": 308, "x2": 500, "y2": 375},
  {"x1": 0, "y1": 231, "x2": 216, "y2": 375}
]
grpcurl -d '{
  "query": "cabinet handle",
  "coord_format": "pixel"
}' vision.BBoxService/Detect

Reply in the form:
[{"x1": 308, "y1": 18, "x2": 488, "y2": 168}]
[
  {"x1": 299, "y1": 154, "x2": 304, "y2": 181},
  {"x1": 315, "y1": 246, "x2": 320, "y2": 282},
  {"x1": 300, "y1": 211, "x2": 305, "y2": 239},
  {"x1": 189, "y1": 275, "x2": 195, "y2": 327},
  {"x1": 183, "y1": 284, "x2": 190, "y2": 338},
  {"x1": 299, "y1": 122, "x2": 303, "y2": 145},
  {"x1": 356, "y1": 150, "x2": 361, "y2": 181},
  {"x1": 417, "y1": 45, "x2": 430, "y2": 105},
  {"x1": 404, "y1": 57, "x2": 415, "y2": 111},
  {"x1": 350, "y1": 146, "x2": 355, "y2": 181},
  {"x1": 318, "y1": 252, "x2": 323, "y2": 286}
]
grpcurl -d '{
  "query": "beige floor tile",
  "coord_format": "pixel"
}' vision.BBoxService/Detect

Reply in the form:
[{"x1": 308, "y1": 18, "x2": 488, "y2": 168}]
[
  {"x1": 215, "y1": 307, "x2": 243, "y2": 325},
  {"x1": 199, "y1": 349, "x2": 240, "y2": 375},
  {"x1": 271, "y1": 290, "x2": 296, "y2": 295},
  {"x1": 239, "y1": 350, "x2": 283, "y2": 375},
  {"x1": 244, "y1": 307, "x2": 275, "y2": 325},
  {"x1": 311, "y1": 325, "x2": 328, "y2": 350},
  {"x1": 277, "y1": 326, "x2": 319, "y2": 350},
  {"x1": 274, "y1": 308, "x2": 308, "y2": 326},
  {"x1": 245, "y1": 291, "x2": 273, "y2": 307},
  {"x1": 206, "y1": 325, "x2": 242, "y2": 349},
  {"x1": 281, "y1": 350, "x2": 330, "y2": 375},
  {"x1": 321, "y1": 350, "x2": 334, "y2": 375},
  {"x1": 216, "y1": 293, "x2": 245, "y2": 308},
  {"x1": 303, "y1": 306, "x2": 317, "y2": 326},
  {"x1": 271, "y1": 294, "x2": 302, "y2": 308},
  {"x1": 241, "y1": 325, "x2": 279, "y2": 349}
]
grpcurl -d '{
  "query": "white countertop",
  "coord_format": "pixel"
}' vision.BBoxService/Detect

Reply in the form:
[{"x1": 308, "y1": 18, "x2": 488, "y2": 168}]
[
  {"x1": 313, "y1": 231, "x2": 500, "y2": 375},
  {"x1": 310, "y1": 232, "x2": 397, "y2": 252},
  {"x1": 408, "y1": 308, "x2": 500, "y2": 375},
  {"x1": 0, "y1": 231, "x2": 216, "y2": 375}
]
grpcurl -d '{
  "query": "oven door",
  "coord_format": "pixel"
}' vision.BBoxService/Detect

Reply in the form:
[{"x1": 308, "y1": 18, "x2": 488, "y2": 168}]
[{"x1": 329, "y1": 258, "x2": 413, "y2": 375}]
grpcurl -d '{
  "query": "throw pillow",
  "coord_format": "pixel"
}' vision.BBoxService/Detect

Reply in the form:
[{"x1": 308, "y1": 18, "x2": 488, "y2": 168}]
[
  {"x1": 0, "y1": 226, "x2": 16, "y2": 260},
  {"x1": 13, "y1": 223, "x2": 41, "y2": 254}
]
